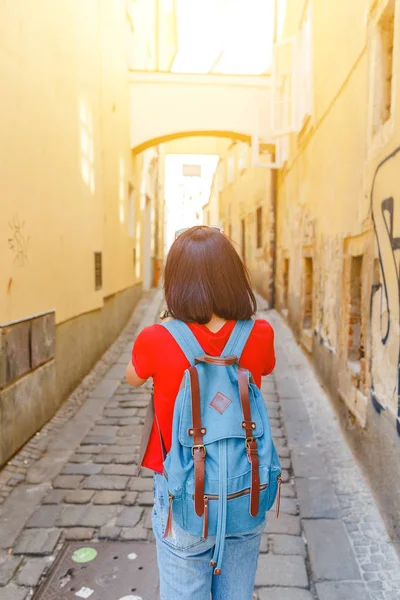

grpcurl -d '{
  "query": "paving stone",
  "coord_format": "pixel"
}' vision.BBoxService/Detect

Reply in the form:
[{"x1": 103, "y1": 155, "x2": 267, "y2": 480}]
[
  {"x1": 98, "y1": 526, "x2": 121, "y2": 540},
  {"x1": 64, "y1": 490, "x2": 95, "y2": 504},
  {"x1": 96, "y1": 418, "x2": 121, "y2": 426},
  {"x1": 68, "y1": 453, "x2": 93, "y2": 463},
  {"x1": 64, "y1": 528, "x2": 95, "y2": 541},
  {"x1": 104, "y1": 408, "x2": 137, "y2": 418},
  {"x1": 258, "y1": 588, "x2": 313, "y2": 600},
  {"x1": 93, "y1": 454, "x2": 114, "y2": 464},
  {"x1": 316, "y1": 581, "x2": 368, "y2": 600},
  {"x1": 105, "y1": 363, "x2": 127, "y2": 379},
  {"x1": 16, "y1": 557, "x2": 49, "y2": 587},
  {"x1": 118, "y1": 417, "x2": 142, "y2": 426},
  {"x1": 0, "y1": 484, "x2": 48, "y2": 549},
  {"x1": 42, "y1": 489, "x2": 66, "y2": 505},
  {"x1": 140, "y1": 468, "x2": 155, "y2": 478},
  {"x1": 13, "y1": 528, "x2": 61, "y2": 555},
  {"x1": 270, "y1": 534, "x2": 306, "y2": 556},
  {"x1": 83, "y1": 475, "x2": 129, "y2": 490},
  {"x1": 137, "y1": 491, "x2": 154, "y2": 506},
  {"x1": 0, "y1": 584, "x2": 29, "y2": 600},
  {"x1": 102, "y1": 464, "x2": 138, "y2": 476},
  {"x1": 259, "y1": 534, "x2": 269, "y2": 553},
  {"x1": 90, "y1": 378, "x2": 120, "y2": 399},
  {"x1": 62, "y1": 463, "x2": 102, "y2": 475},
  {"x1": 128, "y1": 477, "x2": 154, "y2": 492},
  {"x1": 118, "y1": 425, "x2": 143, "y2": 436},
  {"x1": 122, "y1": 492, "x2": 139, "y2": 506},
  {"x1": 291, "y1": 447, "x2": 328, "y2": 478},
  {"x1": 93, "y1": 491, "x2": 125, "y2": 504},
  {"x1": 279, "y1": 497, "x2": 299, "y2": 515},
  {"x1": 116, "y1": 436, "x2": 140, "y2": 446},
  {"x1": 280, "y1": 470, "x2": 290, "y2": 483},
  {"x1": 296, "y1": 477, "x2": 339, "y2": 519},
  {"x1": 82, "y1": 435, "x2": 117, "y2": 445},
  {"x1": 120, "y1": 526, "x2": 148, "y2": 541},
  {"x1": 103, "y1": 445, "x2": 139, "y2": 454},
  {"x1": 114, "y1": 454, "x2": 137, "y2": 464},
  {"x1": 57, "y1": 505, "x2": 118, "y2": 527},
  {"x1": 26, "y1": 505, "x2": 61, "y2": 528},
  {"x1": 0, "y1": 555, "x2": 23, "y2": 585},
  {"x1": 265, "y1": 514, "x2": 301, "y2": 536},
  {"x1": 116, "y1": 351, "x2": 132, "y2": 364},
  {"x1": 280, "y1": 458, "x2": 291, "y2": 469},
  {"x1": 281, "y1": 483, "x2": 296, "y2": 498},
  {"x1": 303, "y1": 519, "x2": 360, "y2": 581},
  {"x1": 255, "y1": 554, "x2": 308, "y2": 587},
  {"x1": 116, "y1": 507, "x2": 143, "y2": 527},
  {"x1": 53, "y1": 475, "x2": 84, "y2": 489},
  {"x1": 271, "y1": 427, "x2": 284, "y2": 438},
  {"x1": 275, "y1": 377, "x2": 302, "y2": 399},
  {"x1": 278, "y1": 447, "x2": 291, "y2": 459},
  {"x1": 75, "y1": 445, "x2": 103, "y2": 454},
  {"x1": 283, "y1": 415, "x2": 315, "y2": 447},
  {"x1": 143, "y1": 509, "x2": 153, "y2": 529}
]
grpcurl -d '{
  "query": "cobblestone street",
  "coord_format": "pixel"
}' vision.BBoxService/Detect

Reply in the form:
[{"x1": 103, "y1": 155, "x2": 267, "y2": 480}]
[{"x1": 0, "y1": 290, "x2": 399, "y2": 600}]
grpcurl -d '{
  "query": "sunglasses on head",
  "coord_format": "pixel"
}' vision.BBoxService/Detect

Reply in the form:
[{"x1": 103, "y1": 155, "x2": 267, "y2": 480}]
[{"x1": 174, "y1": 226, "x2": 223, "y2": 240}]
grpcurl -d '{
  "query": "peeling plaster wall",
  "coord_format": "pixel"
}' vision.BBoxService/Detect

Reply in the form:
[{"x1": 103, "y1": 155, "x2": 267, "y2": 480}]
[{"x1": 275, "y1": 0, "x2": 400, "y2": 541}]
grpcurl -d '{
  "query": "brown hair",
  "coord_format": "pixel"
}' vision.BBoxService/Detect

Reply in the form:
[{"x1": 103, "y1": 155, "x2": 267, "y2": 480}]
[{"x1": 164, "y1": 226, "x2": 257, "y2": 323}]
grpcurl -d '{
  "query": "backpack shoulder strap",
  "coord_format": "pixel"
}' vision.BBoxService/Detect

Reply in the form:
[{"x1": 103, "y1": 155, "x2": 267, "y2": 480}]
[
  {"x1": 222, "y1": 319, "x2": 255, "y2": 360},
  {"x1": 161, "y1": 319, "x2": 204, "y2": 365}
]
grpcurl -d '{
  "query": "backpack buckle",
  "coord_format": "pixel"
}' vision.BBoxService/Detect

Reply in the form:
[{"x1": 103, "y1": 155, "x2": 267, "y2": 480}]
[
  {"x1": 245, "y1": 437, "x2": 256, "y2": 449},
  {"x1": 191, "y1": 444, "x2": 207, "y2": 457}
]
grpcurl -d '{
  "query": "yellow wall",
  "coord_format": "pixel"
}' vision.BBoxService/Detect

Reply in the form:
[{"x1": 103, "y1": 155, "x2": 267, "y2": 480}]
[
  {"x1": 276, "y1": 0, "x2": 400, "y2": 432},
  {"x1": 0, "y1": 0, "x2": 140, "y2": 326},
  {"x1": 218, "y1": 143, "x2": 274, "y2": 302}
]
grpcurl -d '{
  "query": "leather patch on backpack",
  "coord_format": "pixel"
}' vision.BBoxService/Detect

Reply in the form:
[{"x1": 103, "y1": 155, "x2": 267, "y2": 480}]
[{"x1": 210, "y1": 392, "x2": 232, "y2": 415}]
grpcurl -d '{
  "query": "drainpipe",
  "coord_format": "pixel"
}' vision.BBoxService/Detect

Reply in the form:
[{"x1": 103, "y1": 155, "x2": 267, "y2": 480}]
[{"x1": 269, "y1": 0, "x2": 278, "y2": 309}]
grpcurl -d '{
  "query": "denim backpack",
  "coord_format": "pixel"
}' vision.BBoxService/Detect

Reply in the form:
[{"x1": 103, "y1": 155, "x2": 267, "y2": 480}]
[{"x1": 158, "y1": 319, "x2": 282, "y2": 576}]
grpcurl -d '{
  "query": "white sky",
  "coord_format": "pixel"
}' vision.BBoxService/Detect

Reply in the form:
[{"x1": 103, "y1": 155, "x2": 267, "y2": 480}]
[
  {"x1": 171, "y1": 0, "x2": 275, "y2": 74},
  {"x1": 164, "y1": 154, "x2": 219, "y2": 250}
]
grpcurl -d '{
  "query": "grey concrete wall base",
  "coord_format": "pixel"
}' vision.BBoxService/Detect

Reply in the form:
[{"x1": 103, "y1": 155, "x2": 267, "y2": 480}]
[
  {"x1": 0, "y1": 284, "x2": 142, "y2": 468},
  {"x1": 0, "y1": 361, "x2": 57, "y2": 466}
]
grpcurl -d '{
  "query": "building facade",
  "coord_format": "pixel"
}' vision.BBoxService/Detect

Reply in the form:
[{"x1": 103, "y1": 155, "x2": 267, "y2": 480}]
[
  {"x1": 0, "y1": 1, "x2": 158, "y2": 466},
  {"x1": 216, "y1": 142, "x2": 275, "y2": 304},
  {"x1": 273, "y1": 0, "x2": 400, "y2": 540}
]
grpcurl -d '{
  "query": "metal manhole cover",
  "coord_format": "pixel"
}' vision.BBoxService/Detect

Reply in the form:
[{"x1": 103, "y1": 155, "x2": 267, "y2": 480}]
[{"x1": 33, "y1": 541, "x2": 159, "y2": 600}]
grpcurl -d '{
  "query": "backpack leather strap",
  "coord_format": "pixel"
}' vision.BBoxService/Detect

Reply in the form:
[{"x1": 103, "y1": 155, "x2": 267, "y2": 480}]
[
  {"x1": 189, "y1": 366, "x2": 206, "y2": 517},
  {"x1": 238, "y1": 366, "x2": 260, "y2": 517}
]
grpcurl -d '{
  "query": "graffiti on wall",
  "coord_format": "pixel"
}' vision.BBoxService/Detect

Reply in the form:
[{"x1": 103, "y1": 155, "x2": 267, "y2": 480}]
[
  {"x1": 8, "y1": 214, "x2": 30, "y2": 267},
  {"x1": 370, "y1": 147, "x2": 400, "y2": 435}
]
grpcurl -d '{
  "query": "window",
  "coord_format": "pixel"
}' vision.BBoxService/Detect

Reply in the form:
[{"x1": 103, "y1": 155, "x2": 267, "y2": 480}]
[
  {"x1": 372, "y1": 0, "x2": 395, "y2": 134},
  {"x1": 256, "y1": 207, "x2": 263, "y2": 249},
  {"x1": 283, "y1": 257, "x2": 289, "y2": 309},
  {"x1": 348, "y1": 256, "x2": 364, "y2": 363},
  {"x1": 94, "y1": 252, "x2": 102, "y2": 290},
  {"x1": 302, "y1": 257, "x2": 313, "y2": 331},
  {"x1": 241, "y1": 218, "x2": 246, "y2": 263}
]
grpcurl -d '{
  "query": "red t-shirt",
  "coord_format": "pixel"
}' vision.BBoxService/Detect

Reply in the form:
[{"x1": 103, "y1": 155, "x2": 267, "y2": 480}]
[{"x1": 131, "y1": 319, "x2": 275, "y2": 473}]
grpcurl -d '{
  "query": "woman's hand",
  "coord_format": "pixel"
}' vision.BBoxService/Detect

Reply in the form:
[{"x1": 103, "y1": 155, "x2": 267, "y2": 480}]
[{"x1": 125, "y1": 362, "x2": 147, "y2": 387}]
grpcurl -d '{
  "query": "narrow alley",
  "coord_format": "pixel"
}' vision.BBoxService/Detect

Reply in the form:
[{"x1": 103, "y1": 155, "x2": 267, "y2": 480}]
[
  {"x1": 0, "y1": 291, "x2": 398, "y2": 600},
  {"x1": 1, "y1": 1, "x2": 400, "y2": 599}
]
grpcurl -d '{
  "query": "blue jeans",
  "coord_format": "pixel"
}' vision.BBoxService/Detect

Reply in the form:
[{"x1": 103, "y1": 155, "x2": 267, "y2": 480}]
[{"x1": 152, "y1": 472, "x2": 264, "y2": 600}]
